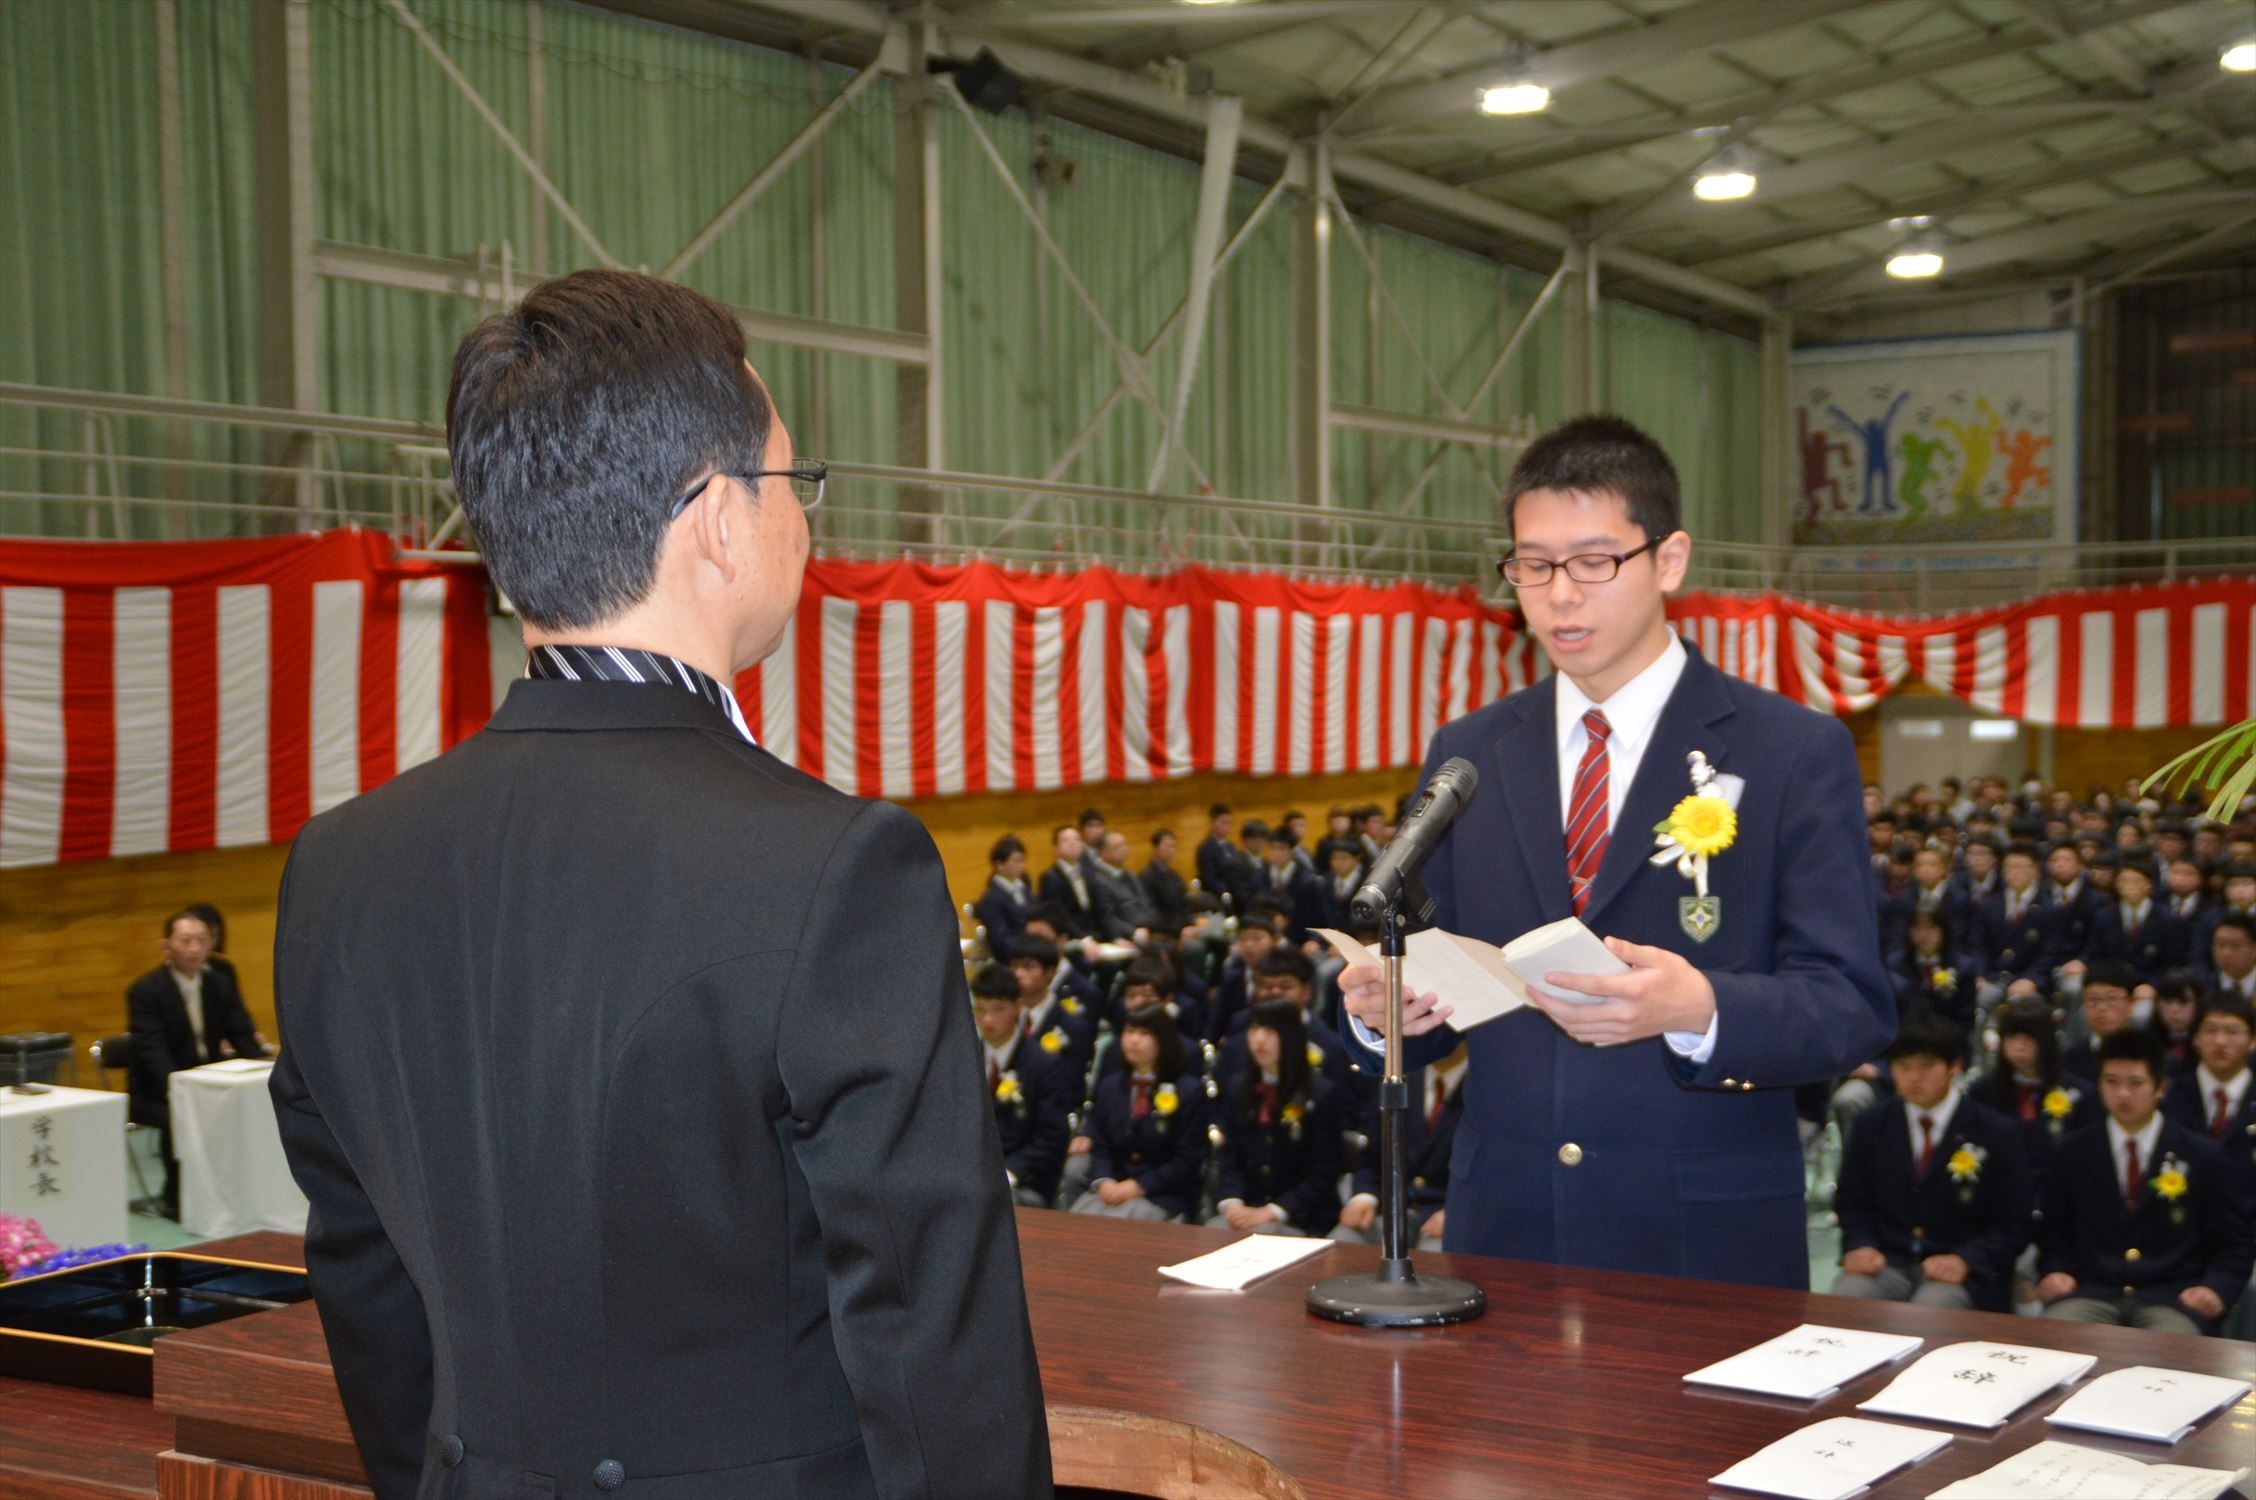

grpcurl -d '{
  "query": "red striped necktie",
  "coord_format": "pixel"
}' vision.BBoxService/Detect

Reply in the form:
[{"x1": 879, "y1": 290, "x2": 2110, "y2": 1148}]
[{"x1": 1566, "y1": 709, "x2": 1613, "y2": 917}]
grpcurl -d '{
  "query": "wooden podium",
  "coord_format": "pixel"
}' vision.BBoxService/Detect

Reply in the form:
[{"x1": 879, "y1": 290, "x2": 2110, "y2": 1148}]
[{"x1": 7, "y1": 1211, "x2": 2254, "y2": 1499}]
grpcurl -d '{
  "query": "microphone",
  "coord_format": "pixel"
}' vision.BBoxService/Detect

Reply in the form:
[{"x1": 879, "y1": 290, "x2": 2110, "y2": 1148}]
[{"x1": 1351, "y1": 757, "x2": 1478, "y2": 925}]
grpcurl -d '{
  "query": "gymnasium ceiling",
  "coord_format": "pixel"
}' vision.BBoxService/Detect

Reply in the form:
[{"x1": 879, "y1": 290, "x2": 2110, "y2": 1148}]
[{"x1": 588, "y1": 0, "x2": 2256, "y2": 323}]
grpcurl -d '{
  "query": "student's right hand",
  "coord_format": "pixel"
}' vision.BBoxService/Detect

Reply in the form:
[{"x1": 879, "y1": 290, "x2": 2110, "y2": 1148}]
[
  {"x1": 1339, "y1": 962, "x2": 1452, "y2": 1038},
  {"x1": 1067, "y1": 1136, "x2": 1091, "y2": 1155},
  {"x1": 1840, "y1": 1247, "x2": 1886, "y2": 1277},
  {"x1": 2036, "y1": 1272, "x2": 2078, "y2": 1304},
  {"x1": 1338, "y1": 1196, "x2": 1377, "y2": 1232}
]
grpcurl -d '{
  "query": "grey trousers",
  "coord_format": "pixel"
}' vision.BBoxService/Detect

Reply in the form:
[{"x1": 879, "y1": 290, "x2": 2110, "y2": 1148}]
[
  {"x1": 2044, "y1": 1295, "x2": 2200, "y2": 1336},
  {"x1": 1830, "y1": 1263, "x2": 1974, "y2": 1310},
  {"x1": 1328, "y1": 1206, "x2": 1444, "y2": 1251},
  {"x1": 1069, "y1": 1190, "x2": 1173, "y2": 1221},
  {"x1": 1203, "y1": 1214, "x2": 1307, "y2": 1237}
]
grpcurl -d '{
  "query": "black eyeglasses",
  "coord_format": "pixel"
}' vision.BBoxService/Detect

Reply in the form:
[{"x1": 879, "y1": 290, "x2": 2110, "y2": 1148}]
[
  {"x1": 670, "y1": 459, "x2": 827, "y2": 519},
  {"x1": 1496, "y1": 537, "x2": 1660, "y2": 588}
]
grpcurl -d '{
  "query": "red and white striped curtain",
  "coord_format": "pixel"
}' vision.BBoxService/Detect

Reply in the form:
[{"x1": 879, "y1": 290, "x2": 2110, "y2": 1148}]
[
  {"x1": 3, "y1": 532, "x2": 2251, "y2": 870},
  {"x1": 0, "y1": 531, "x2": 491, "y2": 870}
]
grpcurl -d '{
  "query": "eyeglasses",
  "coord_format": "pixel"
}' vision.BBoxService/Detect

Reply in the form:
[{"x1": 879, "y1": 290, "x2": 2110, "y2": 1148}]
[
  {"x1": 1496, "y1": 537, "x2": 1660, "y2": 588},
  {"x1": 670, "y1": 459, "x2": 827, "y2": 519}
]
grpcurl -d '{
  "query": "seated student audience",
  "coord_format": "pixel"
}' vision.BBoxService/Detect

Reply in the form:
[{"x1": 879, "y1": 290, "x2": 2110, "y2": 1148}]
[
  {"x1": 1216, "y1": 949, "x2": 1362, "y2": 1124},
  {"x1": 2145, "y1": 971, "x2": 2204, "y2": 1077},
  {"x1": 2191, "y1": 866, "x2": 2255, "y2": 977},
  {"x1": 1104, "y1": 958, "x2": 1206, "y2": 1067},
  {"x1": 1197, "y1": 803, "x2": 1254, "y2": 915},
  {"x1": 2037, "y1": 1029, "x2": 2252, "y2": 1335},
  {"x1": 2163, "y1": 995, "x2": 2256, "y2": 1183},
  {"x1": 1205, "y1": 899, "x2": 1286, "y2": 1043},
  {"x1": 1140, "y1": 828, "x2": 1190, "y2": 936},
  {"x1": 2209, "y1": 913, "x2": 2256, "y2": 1003},
  {"x1": 1318, "y1": 839, "x2": 1364, "y2": 930},
  {"x1": 2091, "y1": 857, "x2": 2186, "y2": 986},
  {"x1": 1251, "y1": 832, "x2": 1324, "y2": 947},
  {"x1": 127, "y1": 909, "x2": 267, "y2": 1217},
  {"x1": 1890, "y1": 908, "x2": 1976, "y2": 1032},
  {"x1": 2164, "y1": 855, "x2": 2209, "y2": 928},
  {"x1": 1010, "y1": 934, "x2": 1099, "y2": 1084},
  {"x1": 1039, "y1": 825, "x2": 1103, "y2": 938},
  {"x1": 1332, "y1": 1044, "x2": 1465, "y2": 1250},
  {"x1": 974, "y1": 834, "x2": 1035, "y2": 957},
  {"x1": 1886, "y1": 847, "x2": 1982, "y2": 969},
  {"x1": 1210, "y1": 1000, "x2": 1346, "y2": 1237},
  {"x1": 1073, "y1": 1006, "x2": 1207, "y2": 1222},
  {"x1": 2040, "y1": 840, "x2": 2105, "y2": 986},
  {"x1": 1831, "y1": 1013, "x2": 2033, "y2": 1312},
  {"x1": 1089, "y1": 830, "x2": 1157, "y2": 942},
  {"x1": 1020, "y1": 906, "x2": 1107, "y2": 1016},
  {"x1": 971, "y1": 964, "x2": 1075, "y2": 1209},
  {"x1": 1972, "y1": 997, "x2": 2099, "y2": 1166},
  {"x1": 1979, "y1": 842, "x2": 2056, "y2": 1007},
  {"x1": 2061, "y1": 963, "x2": 2139, "y2": 1083}
]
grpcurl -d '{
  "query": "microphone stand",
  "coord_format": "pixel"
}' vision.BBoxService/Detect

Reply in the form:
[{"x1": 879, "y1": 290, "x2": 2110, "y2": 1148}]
[{"x1": 1306, "y1": 872, "x2": 1486, "y2": 1328}]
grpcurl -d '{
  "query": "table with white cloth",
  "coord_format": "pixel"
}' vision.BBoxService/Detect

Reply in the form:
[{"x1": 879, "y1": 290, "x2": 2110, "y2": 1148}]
[
  {"x1": 168, "y1": 1057, "x2": 308, "y2": 1239},
  {"x1": 0, "y1": 1082, "x2": 126, "y2": 1252}
]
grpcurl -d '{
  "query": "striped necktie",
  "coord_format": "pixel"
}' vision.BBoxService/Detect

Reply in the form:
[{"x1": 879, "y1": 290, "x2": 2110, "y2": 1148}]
[
  {"x1": 1566, "y1": 709, "x2": 1612, "y2": 917},
  {"x1": 526, "y1": 643, "x2": 756, "y2": 745}
]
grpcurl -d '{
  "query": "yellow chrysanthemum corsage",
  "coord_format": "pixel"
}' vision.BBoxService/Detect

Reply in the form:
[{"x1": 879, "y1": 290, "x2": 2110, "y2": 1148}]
[
  {"x1": 1649, "y1": 751, "x2": 1737, "y2": 897},
  {"x1": 994, "y1": 1073, "x2": 1023, "y2": 1105},
  {"x1": 1061, "y1": 996, "x2": 1084, "y2": 1017},
  {"x1": 2152, "y1": 1162, "x2": 2188, "y2": 1201},
  {"x1": 1306, "y1": 1042, "x2": 1324, "y2": 1067},
  {"x1": 1039, "y1": 1028, "x2": 1065, "y2": 1054},
  {"x1": 1931, "y1": 968, "x2": 1956, "y2": 993},
  {"x1": 1946, "y1": 1144, "x2": 1983, "y2": 1182},
  {"x1": 1282, "y1": 1100, "x2": 1304, "y2": 1124},
  {"x1": 1153, "y1": 1083, "x2": 1179, "y2": 1117},
  {"x1": 2041, "y1": 1088, "x2": 2075, "y2": 1119}
]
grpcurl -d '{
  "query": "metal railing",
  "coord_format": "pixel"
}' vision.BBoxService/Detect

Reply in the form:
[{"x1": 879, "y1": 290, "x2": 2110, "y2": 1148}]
[{"x1": 3, "y1": 382, "x2": 2249, "y2": 612}]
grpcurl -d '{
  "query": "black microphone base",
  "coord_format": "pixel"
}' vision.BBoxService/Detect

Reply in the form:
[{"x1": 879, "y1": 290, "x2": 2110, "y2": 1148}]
[{"x1": 1305, "y1": 1265, "x2": 1487, "y2": 1328}]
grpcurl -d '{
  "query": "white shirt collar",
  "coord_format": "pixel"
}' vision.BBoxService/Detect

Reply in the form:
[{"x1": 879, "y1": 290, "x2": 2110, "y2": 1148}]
[
  {"x1": 1905, "y1": 1089, "x2": 1961, "y2": 1147},
  {"x1": 2195, "y1": 1065, "x2": 2250, "y2": 1113},
  {"x1": 2106, "y1": 1113, "x2": 2165, "y2": 1175},
  {"x1": 983, "y1": 1036, "x2": 1016, "y2": 1072},
  {"x1": 1554, "y1": 632, "x2": 1688, "y2": 771}
]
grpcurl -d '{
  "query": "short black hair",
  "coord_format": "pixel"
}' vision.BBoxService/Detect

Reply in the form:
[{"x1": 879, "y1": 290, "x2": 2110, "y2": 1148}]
[
  {"x1": 2196, "y1": 993, "x2": 2255, "y2": 1033},
  {"x1": 1119, "y1": 957, "x2": 1179, "y2": 1000},
  {"x1": 1254, "y1": 948, "x2": 1314, "y2": 987},
  {"x1": 971, "y1": 964, "x2": 1020, "y2": 1003},
  {"x1": 1078, "y1": 808, "x2": 1105, "y2": 828},
  {"x1": 1023, "y1": 901, "x2": 1070, "y2": 932},
  {"x1": 1151, "y1": 827, "x2": 1176, "y2": 847},
  {"x1": 1502, "y1": 414, "x2": 1683, "y2": 543},
  {"x1": 182, "y1": 902, "x2": 226, "y2": 948},
  {"x1": 446, "y1": 269, "x2": 770, "y2": 631},
  {"x1": 1209, "y1": 802, "x2": 1231, "y2": 819},
  {"x1": 2096, "y1": 1027, "x2": 2167, "y2": 1085},
  {"x1": 162, "y1": 908, "x2": 213, "y2": 940},
  {"x1": 1121, "y1": 1004, "x2": 1188, "y2": 1082},
  {"x1": 2082, "y1": 961, "x2": 2137, "y2": 995},
  {"x1": 1248, "y1": 892, "x2": 1295, "y2": 930},
  {"x1": 1241, "y1": 819, "x2": 1271, "y2": 842},
  {"x1": 2214, "y1": 914, "x2": 2255, "y2": 945},
  {"x1": 1887, "y1": 1010, "x2": 1965, "y2": 1066},
  {"x1": 1009, "y1": 935, "x2": 1061, "y2": 971},
  {"x1": 989, "y1": 834, "x2": 1024, "y2": 866}
]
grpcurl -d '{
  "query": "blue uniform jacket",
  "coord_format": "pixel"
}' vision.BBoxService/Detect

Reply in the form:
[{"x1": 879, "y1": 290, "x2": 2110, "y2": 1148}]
[{"x1": 1351, "y1": 647, "x2": 1893, "y2": 1288}]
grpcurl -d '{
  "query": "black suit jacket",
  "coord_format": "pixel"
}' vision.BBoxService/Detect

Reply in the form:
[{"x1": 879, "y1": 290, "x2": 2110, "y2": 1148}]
[
  {"x1": 973, "y1": 877, "x2": 1033, "y2": 958},
  {"x1": 1978, "y1": 890, "x2": 2055, "y2": 985},
  {"x1": 1196, "y1": 836, "x2": 1252, "y2": 914},
  {"x1": 125, "y1": 963, "x2": 265, "y2": 1114},
  {"x1": 2088, "y1": 904, "x2": 2188, "y2": 984},
  {"x1": 1833, "y1": 1098, "x2": 2033, "y2": 1310},
  {"x1": 1139, "y1": 862, "x2": 1189, "y2": 935},
  {"x1": 2037, "y1": 1118, "x2": 2252, "y2": 1333},
  {"x1": 1037, "y1": 864, "x2": 1102, "y2": 939},
  {"x1": 268, "y1": 680, "x2": 1050, "y2": 1500}
]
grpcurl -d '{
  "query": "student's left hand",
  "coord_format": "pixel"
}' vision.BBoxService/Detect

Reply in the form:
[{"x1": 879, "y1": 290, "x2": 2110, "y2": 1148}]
[
  {"x1": 1224, "y1": 1203, "x2": 1279, "y2": 1232},
  {"x1": 1920, "y1": 1254, "x2": 1970, "y2": 1286},
  {"x1": 2180, "y1": 1286, "x2": 2225, "y2": 1321},
  {"x1": 1534, "y1": 937, "x2": 1717, "y2": 1047}
]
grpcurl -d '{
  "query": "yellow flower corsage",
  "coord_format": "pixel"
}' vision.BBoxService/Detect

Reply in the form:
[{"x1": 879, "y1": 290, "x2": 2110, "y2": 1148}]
[
  {"x1": 1649, "y1": 751, "x2": 1737, "y2": 897},
  {"x1": 1305, "y1": 1042, "x2": 1324, "y2": 1067},
  {"x1": 1945, "y1": 1144, "x2": 1983, "y2": 1182},
  {"x1": 994, "y1": 1073, "x2": 1023, "y2": 1105},
  {"x1": 1039, "y1": 1028, "x2": 1064, "y2": 1054},
  {"x1": 1930, "y1": 968, "x2": 1956, "y2": 993},
  {"x1": 2152, "y1": 1162, "x2": 2188, "y2": 1201},
  {"x1": 1153, "y1": 1084, "x2": 1179, "y2": 1117},
  {"x1": 2041, "y1": 1088, "x2": 2075, "y2": 1119},
  {"x1": 1061, "y1": 996, "x2": 1083, "y2": 1017},
  {"x1": 1282, "y1": 1101, "x2": 1304, "y2": 1125}
]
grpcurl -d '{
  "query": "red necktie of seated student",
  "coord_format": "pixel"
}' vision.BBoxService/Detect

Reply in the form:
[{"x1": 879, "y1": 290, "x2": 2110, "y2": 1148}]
[
  {"x1": 1565, "y1": 710, "x2": 1612, "y2": 918},
  {"x1": 2214, "y1": 1089, "x2": 2233, "y2": 1140},
  {"x1": 2123, "y1": 1138, "x2": 2143, "y2": 1212},
  {"x1": 1916, "y1": 1114, "x2": 1937, "y2": 1178},
  {"x1": 1130, "y1": 1078, "x2": 1153, "y2": 1120}
]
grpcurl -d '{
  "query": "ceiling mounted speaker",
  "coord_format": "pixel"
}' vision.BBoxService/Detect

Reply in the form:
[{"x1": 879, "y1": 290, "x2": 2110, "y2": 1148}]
[{"x1": 945, "y1": 49, "x2": 1024, "y2": 115}]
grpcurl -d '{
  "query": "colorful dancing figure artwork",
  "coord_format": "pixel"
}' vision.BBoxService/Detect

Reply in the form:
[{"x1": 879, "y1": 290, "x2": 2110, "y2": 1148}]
[
  {"x1": 1895, "y1": 430, "x2": 1949, "y2": 523},
  {"x1": 1997, "y1": 425, "x2": 2051, "y2": 509},
  {"x1": 1936, "y1": 398, "x2": 2003, "y2": 513},
  {"x1": 1798, "y1": 407, "x2": 1849, "y2": 524},
  {"x1": 1826, "y1": 391, "x2": 1911, "y2": 517}
]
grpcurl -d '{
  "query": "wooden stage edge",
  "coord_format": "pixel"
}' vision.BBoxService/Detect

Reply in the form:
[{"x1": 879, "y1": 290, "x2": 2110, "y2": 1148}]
[{"x1": 4, "y1": 1213, "x2": 2253, "y2": 1500}]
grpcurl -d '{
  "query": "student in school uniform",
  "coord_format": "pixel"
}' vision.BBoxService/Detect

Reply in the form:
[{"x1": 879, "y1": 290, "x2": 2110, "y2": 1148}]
[
  {"x1": 1102, "y1": 958, "x2": 1207, "y2": 1072},
  {"x1": 1887, "y1": 908, "x2": 1977, "y2": 1034},
  {"x1": 2060, "y1": 963, "x2": 2139, "y2": 1086},
  {"x1": 1331, "y1": 1044, "x2": 1465, "y2": 1250},
  {"x1": 1071, "y1": 1006, "x2": 1208, "y2": 1223},
  {"x1": 1977, "y1": 843, "x2": 2058, "y2": 1013},
  {"x1": 970, "y1": 964, "x2": 1075, "y2": 1209},
  {"x1": 2036, "y1": 1029, "x2": 2252, "y2": 1336},
  {"x1": 2162, "y1": 994, "x2": 2256, "y2": 1192},
  {"x1": 1208, "y1": 1001, "x2": 1346, "y2": 1238},
  {"x1": 1010, "y1": 935, "x2": 1099, "y2": 1086},
  {"x1": 1019, "y1": 910, "x2": 1106, "y2": 1018},
  {"x1": 2089, "y1": 858, "x2": 2187, "y2": 988},
  {"x1": 1830, "y1": 1012, "x2": 2033, "y2": 1312},
  {"x1": 972, "y1": 835, "x2": 1035, "y2": 959},
  {"x1": 1215, "y1": 949, "x2": 1364, "y2": 1125},
  {"x1": 2145, "y1": 971, "x2": 2204, "y2": 1079},
  {"x1": 1969, "y1": 997, "x2": 2098, "y2": 1168}
]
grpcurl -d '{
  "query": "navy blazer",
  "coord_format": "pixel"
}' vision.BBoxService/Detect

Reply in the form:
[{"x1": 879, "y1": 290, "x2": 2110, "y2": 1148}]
[
  {"x1": 1196, "y1": 836, "x2": 1252, "y2": 915},
  {"x1": 1833, "y1": 1097, "x2": 2034, "y2": 1311},
  {"x1": 2037, "y1": 881, "x2": 2106, "y2": 973},
  {"x1": 1352, "y1": 1067, "x2": 1462, "y2": 1212},
  {"x1": 988, "y1": 1036, "x2": 1075, "y2": 1202},
  {"x1": 2037, "y1": 1118, "x2": 2252, "y2": 1333},
  {"x1": 1887, "y1": 951, "x2": 1977, "y2": 1031},
  {"x1": 1978, "y1": 889, "x2": 2056, "y2": 985},
  {"x1": 1023, "y1": 998, "x2": 1098, "y2": 1093},
  {"x1": 1084, "y1": 1072, "x2": 1209, "y2": 1218},
  {"x1": 1967, "y1": 1069, "x2": 2099, "y2": 1166},
  {"x1": 2162, "y1": 1074, "x2": 2256, "y2": 1197},
  {"x1": 2088, "y1": 904, "x2": 2188, "y2": 984},
  {"x1": 1215, "y1": 1013, "x2": 1368, "y2": 1130},
  {"x1": 971, "y1": 877, "x2": 1033, "y2": 958},
  {"x1": 1214, "y1": 1075, "x2": 1345, "y2": 1234},
  {"x1": 1352, "y1": 647, "x2": 1894, "y2": 1288}
]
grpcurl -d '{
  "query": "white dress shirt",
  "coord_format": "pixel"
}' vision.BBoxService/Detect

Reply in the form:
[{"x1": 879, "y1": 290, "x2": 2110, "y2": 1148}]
[
  {"x1": 2105, "y1": 1113, "x2": 2165, "y2": 1198},
  {"x1": 2194, "y1": 1065, "x2": 2250, "y2": 1126},
  {"x1": 168, "y1": 964, "x2": 209, "y2": 1063},
  {"x1": 1904, "y1": 1090, "x2": 1961, "y2": 1170}
]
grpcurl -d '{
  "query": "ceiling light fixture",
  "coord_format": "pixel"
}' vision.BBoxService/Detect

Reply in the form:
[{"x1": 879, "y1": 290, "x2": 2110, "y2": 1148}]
[
  {"x1": 2222, "y1": 39, "x2": 2256, "y2": 71},
  {"x1": 1886, "y1": 247, "x2": 1944, "y2": 279},
  {"x1": 1479, "y1": 48, "x2": 1548, "y2": 115},
  {"x1": 1692, "y1": 147, "x2": 1757, "y2": 202}
]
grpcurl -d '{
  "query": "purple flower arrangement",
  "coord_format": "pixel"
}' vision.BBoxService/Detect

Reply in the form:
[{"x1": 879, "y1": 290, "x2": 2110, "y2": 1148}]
[{"x1": 0, "y1": 1214, "x2": 145, "y2": 1280}]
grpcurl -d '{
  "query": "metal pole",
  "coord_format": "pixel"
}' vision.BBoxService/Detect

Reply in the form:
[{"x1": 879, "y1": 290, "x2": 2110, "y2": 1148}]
[
  {"x1": 154, "y1": 0, "x2": 190, "y2": 536},
  {"x1": 1149, "y1": 97, "x2": 1243, "y2": 492}
]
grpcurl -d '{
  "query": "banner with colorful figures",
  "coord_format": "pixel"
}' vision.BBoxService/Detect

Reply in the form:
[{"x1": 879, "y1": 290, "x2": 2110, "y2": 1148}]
[{"x1": 1792, "y1": 329, "x2": 2078, "y2": 547}]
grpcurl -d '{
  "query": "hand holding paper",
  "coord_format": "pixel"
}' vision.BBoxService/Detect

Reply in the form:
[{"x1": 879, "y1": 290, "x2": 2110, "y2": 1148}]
[
  {"x1": 1529, "y1": 935, "x2": 1718, "y2": 1047},
  {"x1": 1322, "y1": 917, "x2": 1634, "y2": 1042}
]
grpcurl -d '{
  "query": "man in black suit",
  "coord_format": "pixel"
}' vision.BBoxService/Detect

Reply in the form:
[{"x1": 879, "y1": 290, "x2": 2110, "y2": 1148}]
[
  {"x1": 127, "y1": 909, "x2": 266, "y2": 1217},
  {"x1": 1088, "y1": 831, "x2": 1156, "y2": 942},
  {"x1": 1037, "y1": 825, "x2": 1103, "y2": 939},
  {"x1": 1196, "y1": 803, "x2": 1252, "y2": 914},
  {"x1": 972, "y1": 834, "x2": 1035, "y2": 958},
  {"x1": 268, "y1": 271, "x2": 1048, "y2": 1500},
  {"x1": 1830, "y1": 1013, "x2": 2032, "y2": 1311},
  {"x1": 2037, "y1": 1029, "x2": 2251, "y2": 1335},
  {"x1": 1140, "y1": 828, "x2": 1191, "y2": 937}
]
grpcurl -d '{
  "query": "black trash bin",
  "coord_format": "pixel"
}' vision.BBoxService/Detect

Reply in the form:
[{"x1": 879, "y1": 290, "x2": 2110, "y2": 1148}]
[{"x1": 0, "y1": 1032, "x2": 75, "y2": 1088}]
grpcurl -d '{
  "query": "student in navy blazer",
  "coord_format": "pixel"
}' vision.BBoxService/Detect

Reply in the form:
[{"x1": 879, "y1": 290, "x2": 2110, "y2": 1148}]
[
  {"x1": 1072, "y1": 1006, "x2": 1208, "y2": 1221},
  {"x1": 970, "y1": 965, "x2": 1076, "y2": 1208},
  {"x1": 1341, "y1": 416, "x2": 1893, "y2": 1291},
  {"x1": 2037, "y1": 1030, "x2": 2252, "y2": 1336},
  {"x1": 1831, "y1": 1014, "x2": 2033, "y2": 1312},
  {"x1": 972, "y1": 835, "x2": 1035, "y2": 958},
  {"x1": 1210, "y1": 1002, "x2": 1347, "y2": 1237},
  {"x1": 2161, "y1": 995, "x2": 2256, "y2": 1195}
]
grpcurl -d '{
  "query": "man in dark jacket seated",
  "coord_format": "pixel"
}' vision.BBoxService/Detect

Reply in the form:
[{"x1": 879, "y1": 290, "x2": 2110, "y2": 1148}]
[
  {"x1": 127, "y1": 908, "x2": 267, "y2": 1217},
  {"x1": 2037, "y1": 1029, "x2": 2252, "y2": 1335},
  {"x1": 970, "y1": 965, "x2": 1074, "y2": 1209},
  {"x1": 1829, "y1": 1012, "x2": 2033, "y2": 1311}
]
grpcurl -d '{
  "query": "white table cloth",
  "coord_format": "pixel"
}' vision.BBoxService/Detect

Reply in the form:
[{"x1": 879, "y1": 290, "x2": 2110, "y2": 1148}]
[
  {"x1": 169, "y1": 1058, "x2": 308, "y2": 1239},
  {"x1": 0, "y1": 1083, "x2": 126, "y2": 1253}
]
